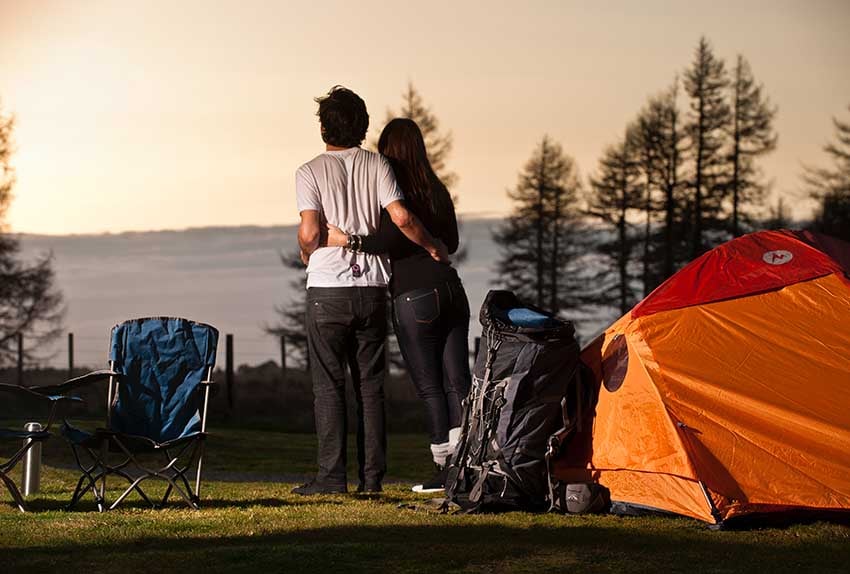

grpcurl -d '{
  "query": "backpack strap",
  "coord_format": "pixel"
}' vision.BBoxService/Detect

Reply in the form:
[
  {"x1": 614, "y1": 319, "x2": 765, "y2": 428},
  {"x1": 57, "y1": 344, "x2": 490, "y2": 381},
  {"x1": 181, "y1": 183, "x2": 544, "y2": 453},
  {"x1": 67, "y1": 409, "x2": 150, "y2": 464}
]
[
  {"x1": 443, "y1": 327, "x2": 502, "y2": 510},
  {"x1": 546, "y1": 366, "x2": 582, "y2": 512}
]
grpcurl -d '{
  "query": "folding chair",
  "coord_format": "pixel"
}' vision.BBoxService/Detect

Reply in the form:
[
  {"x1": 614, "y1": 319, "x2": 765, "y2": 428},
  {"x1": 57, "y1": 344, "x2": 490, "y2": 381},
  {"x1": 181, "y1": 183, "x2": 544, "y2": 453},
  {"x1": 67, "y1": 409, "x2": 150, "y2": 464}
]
[
  {"x1": 58, "y1": 317, "x2": 218, "y2": 511},
  {"x1": 0, "y1": 371, "x2": 114, "y2": 511}
]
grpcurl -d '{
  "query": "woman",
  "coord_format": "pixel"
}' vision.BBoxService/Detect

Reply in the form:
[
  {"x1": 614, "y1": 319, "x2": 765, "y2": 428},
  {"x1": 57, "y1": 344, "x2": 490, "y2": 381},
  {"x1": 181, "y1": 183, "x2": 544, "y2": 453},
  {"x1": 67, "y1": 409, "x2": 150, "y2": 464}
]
[{"x1": 326, "y1": 118, "x2": 471, "y2": 493}]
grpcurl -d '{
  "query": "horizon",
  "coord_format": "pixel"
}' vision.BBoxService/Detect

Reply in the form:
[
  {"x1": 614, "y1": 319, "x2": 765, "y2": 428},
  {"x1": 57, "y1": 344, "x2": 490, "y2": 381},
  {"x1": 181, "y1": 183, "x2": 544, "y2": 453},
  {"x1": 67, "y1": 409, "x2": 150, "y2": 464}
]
[
  {"x1": 1, "y1": 0, "x2": 849, "y2": 234},
  {"x1": 12, "y1": 211, "x2": 508, "y2": 238}
]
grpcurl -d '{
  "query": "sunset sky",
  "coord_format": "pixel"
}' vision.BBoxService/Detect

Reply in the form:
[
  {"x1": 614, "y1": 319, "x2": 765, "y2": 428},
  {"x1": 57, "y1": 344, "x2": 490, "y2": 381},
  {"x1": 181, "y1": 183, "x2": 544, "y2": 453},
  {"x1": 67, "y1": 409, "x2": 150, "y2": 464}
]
[{"x1": 1, "y1": 0, "x2": 848, "y2": 235}]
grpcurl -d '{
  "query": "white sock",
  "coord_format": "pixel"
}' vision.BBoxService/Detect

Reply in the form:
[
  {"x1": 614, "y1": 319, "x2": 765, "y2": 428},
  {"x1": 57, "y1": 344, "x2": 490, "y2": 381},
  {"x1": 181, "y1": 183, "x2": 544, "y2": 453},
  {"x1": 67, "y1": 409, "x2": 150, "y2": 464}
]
[
  {"x1": 448, "y1": 427, "x2": 462, "y2": 454},
  {"x1": 430, "y1": 441, "x2": 451, "y2": 466}
]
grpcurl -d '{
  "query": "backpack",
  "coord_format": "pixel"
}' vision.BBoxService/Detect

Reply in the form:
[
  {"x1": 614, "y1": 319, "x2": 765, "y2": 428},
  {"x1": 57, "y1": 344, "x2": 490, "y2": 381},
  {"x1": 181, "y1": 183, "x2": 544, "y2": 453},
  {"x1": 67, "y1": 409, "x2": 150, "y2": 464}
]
[{"x1": 444, "y1": 290, "x2": 586, "y2": 513}]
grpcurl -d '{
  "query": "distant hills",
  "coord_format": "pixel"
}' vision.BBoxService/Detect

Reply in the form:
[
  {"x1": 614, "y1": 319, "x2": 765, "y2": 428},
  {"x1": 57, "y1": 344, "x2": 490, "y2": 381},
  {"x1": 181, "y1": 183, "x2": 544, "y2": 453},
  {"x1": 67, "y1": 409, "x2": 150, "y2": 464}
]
[{"x1": 18, "y1": 216, "x2": 570, "y2": 367}]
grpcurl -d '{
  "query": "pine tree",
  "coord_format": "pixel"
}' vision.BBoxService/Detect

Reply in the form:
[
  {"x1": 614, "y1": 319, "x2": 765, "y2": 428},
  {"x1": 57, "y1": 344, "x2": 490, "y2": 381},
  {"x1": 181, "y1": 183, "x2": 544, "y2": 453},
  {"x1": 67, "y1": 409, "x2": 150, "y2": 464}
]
[
  {"x1": 727, "y1": 55, "x2": 778, "y2": 236},
  {"x1": 380, "y1": 83, "x2": 467, "y2": 263},
  {"x1": 684, "y1": 37, "x2": 731, "y2": 257},
  {"x1": 805, "y1": 105, "x2": 850, "y2": 241},
  {"x1": 379, "y1": 83, "x2": 457, "y2": 188},
  {"x1": 492, "y1": 137, "x2": 584, "y2": 315},
  {"x1": 265, "y1": 249, "x2": 308, "y2": 368},
  {"x1": 764, "y1": 195, "x2": 792, "y2": 230},
  {"x1": 632, "y1": 83, "x2": 688, "y2": 288},
  {"x1": 0, "y1": 101, "x2": 64, "y2": 367},
  {"x1": 587, "y1": 135, "x2": 643, "y2": 314}
]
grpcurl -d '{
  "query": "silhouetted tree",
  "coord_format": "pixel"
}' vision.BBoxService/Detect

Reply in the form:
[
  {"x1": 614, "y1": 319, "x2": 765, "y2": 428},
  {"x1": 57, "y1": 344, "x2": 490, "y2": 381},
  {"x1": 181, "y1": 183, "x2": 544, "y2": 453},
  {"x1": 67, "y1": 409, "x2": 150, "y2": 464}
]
[
  {"x1": 631, "y1": 83, "x2": 688, "y2": 289},
  {"x1": 265, "y1": 249, "x2": 308, "y2": 368},
  {"x1": 381, "y1": 83, "x2": 467, "y2": 263},
  {"x1": 684, "y1": 37, "x2": 731, "y2": 257},
  {"x1": 492, "y1": 137, "x2": 584, "y2": 315},
  {"x1": 763, "y1": 195, "x2": 792, "y2": 230},
  {"x1": 0, "y1": 101, "x2": 64, "y2": 367},
  {"x1": 586, "y1": 136, "x2": 643, "y2": 314},
  {"x1": 727, "y1": 55, "x2": 778, "y2": 236},
  {"x1": 380, "y1": 83, "x2": 458, "y2": 188},
  {"x1": 805, "y1": 104, "x2": 850, "y2": 241}
]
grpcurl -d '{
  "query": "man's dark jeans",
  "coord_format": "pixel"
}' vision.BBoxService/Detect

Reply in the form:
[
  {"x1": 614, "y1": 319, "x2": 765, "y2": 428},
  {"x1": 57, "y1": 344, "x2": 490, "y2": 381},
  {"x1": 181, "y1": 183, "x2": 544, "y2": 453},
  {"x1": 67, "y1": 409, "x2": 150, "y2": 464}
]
[{"x1": 306, "y1": 286, "x2": 387, "y2": 489}]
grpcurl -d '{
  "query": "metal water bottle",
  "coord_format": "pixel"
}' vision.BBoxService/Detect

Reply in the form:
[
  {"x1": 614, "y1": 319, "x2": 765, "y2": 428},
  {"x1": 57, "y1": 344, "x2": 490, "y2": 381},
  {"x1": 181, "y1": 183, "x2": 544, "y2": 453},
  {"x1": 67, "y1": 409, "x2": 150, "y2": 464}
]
[{"x1": 22, "y1": 422, "x2": 42, "y2": 496}]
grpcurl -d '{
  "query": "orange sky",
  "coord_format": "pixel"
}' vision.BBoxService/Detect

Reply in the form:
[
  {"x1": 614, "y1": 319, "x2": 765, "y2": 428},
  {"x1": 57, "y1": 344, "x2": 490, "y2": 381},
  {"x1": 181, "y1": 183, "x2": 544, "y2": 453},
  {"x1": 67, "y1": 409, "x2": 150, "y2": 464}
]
[{"x1": 1, "y1": 0, "x2": 848, "y2": 234}]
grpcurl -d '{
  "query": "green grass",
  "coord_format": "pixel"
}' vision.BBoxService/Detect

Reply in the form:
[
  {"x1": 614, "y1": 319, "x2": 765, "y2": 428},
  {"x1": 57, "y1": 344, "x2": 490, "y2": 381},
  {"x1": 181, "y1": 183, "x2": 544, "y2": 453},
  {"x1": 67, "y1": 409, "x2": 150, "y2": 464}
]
[{"x1": 1, "y1": 428, "x2": 848, "y2": 573}]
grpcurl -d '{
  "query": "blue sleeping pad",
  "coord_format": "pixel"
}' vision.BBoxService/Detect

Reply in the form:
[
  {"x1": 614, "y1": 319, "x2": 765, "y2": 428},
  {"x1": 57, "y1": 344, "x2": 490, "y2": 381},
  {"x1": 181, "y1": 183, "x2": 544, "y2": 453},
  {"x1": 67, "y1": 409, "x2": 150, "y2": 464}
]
[{"x1": 506, "y1": 307, "x2": 561, "y2": 329}]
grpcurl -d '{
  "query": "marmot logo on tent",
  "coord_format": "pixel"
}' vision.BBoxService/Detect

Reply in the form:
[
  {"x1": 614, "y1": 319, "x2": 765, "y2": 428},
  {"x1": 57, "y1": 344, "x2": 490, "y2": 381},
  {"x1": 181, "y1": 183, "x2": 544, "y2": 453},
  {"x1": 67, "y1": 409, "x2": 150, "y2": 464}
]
[{"x1": 762, "y1": 250, "x2": 793, "y2": 265}]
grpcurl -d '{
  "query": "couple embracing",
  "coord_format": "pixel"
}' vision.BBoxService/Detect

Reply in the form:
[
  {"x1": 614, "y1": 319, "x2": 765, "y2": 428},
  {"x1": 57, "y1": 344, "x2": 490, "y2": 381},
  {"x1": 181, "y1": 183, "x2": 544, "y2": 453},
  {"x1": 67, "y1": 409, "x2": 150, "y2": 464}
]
[{"x1": 294, "y1": 86, "x2": 471, "y2": 495}]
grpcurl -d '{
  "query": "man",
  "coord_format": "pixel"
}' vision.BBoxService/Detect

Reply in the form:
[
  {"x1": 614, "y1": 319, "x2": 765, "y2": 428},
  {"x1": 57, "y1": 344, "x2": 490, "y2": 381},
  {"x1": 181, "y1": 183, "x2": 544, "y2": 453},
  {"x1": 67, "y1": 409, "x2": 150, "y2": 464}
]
[{"x1": 293, "y1": 86, "x2": 447, "y2": 495}]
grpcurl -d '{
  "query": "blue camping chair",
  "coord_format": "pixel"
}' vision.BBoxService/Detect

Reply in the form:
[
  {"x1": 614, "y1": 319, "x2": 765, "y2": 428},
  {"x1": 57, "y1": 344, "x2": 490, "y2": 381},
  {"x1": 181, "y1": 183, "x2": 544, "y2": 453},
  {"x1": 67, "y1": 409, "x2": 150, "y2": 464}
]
[
  {"x1": 58, "y1": 317, "x2": 219, "y2": 511},
  {"x1": 0, "y1": 371, "x2": 115, "y2": 511}
]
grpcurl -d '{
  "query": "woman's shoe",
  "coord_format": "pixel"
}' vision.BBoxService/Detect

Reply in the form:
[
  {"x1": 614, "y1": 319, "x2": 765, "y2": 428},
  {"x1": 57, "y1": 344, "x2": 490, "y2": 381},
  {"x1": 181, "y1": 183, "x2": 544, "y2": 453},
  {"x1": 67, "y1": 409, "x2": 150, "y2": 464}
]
[{"x1": 412, "y1": 464, "x2": 449, "y2": 493}]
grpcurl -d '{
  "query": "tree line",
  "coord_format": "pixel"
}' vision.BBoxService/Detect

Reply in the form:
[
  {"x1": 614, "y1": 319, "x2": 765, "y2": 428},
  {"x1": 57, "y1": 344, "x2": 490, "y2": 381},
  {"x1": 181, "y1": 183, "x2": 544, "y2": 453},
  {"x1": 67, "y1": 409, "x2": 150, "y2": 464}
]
[{"x1": 493, "y1": 37, "x2": 850, "y2": 327}]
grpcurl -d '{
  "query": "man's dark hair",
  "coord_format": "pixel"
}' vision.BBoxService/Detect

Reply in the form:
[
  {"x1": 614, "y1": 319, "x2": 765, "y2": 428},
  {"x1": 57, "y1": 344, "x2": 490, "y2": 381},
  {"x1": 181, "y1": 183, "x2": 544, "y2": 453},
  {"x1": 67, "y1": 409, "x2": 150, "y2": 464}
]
[{"x1": 315, "y1": 86, "x2": 369, "y2": 148}]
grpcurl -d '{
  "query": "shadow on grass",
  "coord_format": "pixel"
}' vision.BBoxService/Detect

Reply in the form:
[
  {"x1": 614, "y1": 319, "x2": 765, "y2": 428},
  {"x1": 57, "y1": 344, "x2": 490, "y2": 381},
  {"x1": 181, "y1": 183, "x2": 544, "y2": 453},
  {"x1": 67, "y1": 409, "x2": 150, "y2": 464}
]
[
  {"x1": 3, "y1": 519, "x2": 849, "y2": 574},
  {"x1": 16, "y1": 494, "x2": 347, "y2": 513}
]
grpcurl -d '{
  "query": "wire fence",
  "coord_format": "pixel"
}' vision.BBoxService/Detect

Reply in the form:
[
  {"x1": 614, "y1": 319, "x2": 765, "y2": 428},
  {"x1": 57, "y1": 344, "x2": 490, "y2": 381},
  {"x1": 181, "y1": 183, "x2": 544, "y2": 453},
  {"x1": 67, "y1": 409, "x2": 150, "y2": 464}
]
[
  {"x1": 5, "y1": 331, "x2": 482, "y2": 385},
  {"x1": 19, "y1": 333, "x2": 296, "y2": 371}
]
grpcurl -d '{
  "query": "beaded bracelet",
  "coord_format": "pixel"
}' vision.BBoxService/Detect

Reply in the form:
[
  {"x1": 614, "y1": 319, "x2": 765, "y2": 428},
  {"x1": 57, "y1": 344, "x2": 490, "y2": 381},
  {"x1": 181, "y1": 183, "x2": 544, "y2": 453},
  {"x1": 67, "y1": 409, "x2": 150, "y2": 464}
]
[{"x1": 346, "y1": 234, "x2": 363, "y2": 253}]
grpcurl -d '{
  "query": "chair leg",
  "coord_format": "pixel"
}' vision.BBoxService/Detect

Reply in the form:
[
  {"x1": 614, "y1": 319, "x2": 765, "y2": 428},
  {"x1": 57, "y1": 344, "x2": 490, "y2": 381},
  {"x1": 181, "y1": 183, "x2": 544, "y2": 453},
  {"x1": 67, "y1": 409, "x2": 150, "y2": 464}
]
[
  {"x1": 163, "y1": 477, "x2": 197, "y2": 509},
  {"x1": 67, "y1": 445, "x2": 106, "y2": 511},
  {"x1": 112, "y1": 468, "x2": 154, "y2": 508},
  {"x1": 174, "y1": 469, "x2": 198, "y2": 508},
  {"x1": 67, "y1": 471, "x2": 91, "y2": 510},
  {"x1": 0, "y1": 471, "x2": 27, "y2": 512},
  {"x1": 159, "y1": 442, "x2": 202, "y2": 509},
  {"x1": 162, "y1": 483, "x2": 173, "y2": 506},
  {"x1": 110, "y1": 475, "x2": 150, "y2": 510},
  {"x1": 98, "y1": 442, "x2": 109, "y2": 506},
  {"x1": 194, "y1": 439, "x2": 207, "y2": 504}
]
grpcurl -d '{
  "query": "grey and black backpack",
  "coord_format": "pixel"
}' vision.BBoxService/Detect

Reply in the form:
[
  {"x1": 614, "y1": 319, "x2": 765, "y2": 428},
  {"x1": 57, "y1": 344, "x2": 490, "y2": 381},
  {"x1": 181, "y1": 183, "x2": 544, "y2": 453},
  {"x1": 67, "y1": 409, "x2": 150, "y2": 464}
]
[{"x1": 444, "y1": 290, "x2": 601, "y2": 513}]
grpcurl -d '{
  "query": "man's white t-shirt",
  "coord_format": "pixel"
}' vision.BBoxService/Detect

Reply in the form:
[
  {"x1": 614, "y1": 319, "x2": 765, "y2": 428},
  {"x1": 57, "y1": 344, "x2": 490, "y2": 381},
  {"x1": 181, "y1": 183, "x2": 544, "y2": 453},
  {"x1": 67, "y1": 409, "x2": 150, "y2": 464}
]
[{"x1": 295, "y1": 147, "x2": 404, "y2": 288}]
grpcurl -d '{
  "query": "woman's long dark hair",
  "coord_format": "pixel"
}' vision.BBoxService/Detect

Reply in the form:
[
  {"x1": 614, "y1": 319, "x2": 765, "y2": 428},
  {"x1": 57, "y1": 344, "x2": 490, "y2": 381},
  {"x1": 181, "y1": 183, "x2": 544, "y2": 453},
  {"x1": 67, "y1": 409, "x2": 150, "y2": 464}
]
[{"x1": 377, "y1": 118, "x2": 453, "y2": 227}]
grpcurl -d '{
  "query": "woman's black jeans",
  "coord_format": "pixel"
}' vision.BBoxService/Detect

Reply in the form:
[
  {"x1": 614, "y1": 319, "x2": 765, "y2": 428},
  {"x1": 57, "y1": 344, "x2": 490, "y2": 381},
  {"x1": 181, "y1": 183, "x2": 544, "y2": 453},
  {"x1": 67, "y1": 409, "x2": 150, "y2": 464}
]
[{"x1": 392, "y1": 279, "x2": 472, "y2": 445}]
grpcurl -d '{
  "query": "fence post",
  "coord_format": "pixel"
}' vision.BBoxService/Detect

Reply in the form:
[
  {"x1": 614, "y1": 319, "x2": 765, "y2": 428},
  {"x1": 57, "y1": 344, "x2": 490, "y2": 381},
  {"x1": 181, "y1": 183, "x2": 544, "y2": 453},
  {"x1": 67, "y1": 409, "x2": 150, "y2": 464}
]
[
  {"x1": 68, "y1": 332, "x2": 75, "y2": 380},
  {"x1": 17, "y1": 332, "x2": 23, "y2": 386},
  {"x1": 225, "y1": 333, "x2": 234, "y2": 409},
  {"x1": 279, "y1": 335, "x2": 286, "y2": 381}
]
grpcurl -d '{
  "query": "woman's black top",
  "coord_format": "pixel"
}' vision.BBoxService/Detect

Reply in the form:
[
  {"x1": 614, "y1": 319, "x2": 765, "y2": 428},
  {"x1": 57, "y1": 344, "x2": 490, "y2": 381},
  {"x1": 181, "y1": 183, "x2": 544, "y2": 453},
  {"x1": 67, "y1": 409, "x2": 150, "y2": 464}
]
[{"x1": 360, "y1": 200, "x2": 460, "y2": 296}]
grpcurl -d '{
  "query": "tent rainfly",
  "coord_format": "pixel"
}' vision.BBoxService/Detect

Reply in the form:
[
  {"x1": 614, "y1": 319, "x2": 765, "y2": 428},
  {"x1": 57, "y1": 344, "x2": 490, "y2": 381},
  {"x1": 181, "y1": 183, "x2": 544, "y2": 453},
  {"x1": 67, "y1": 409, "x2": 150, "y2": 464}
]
[{"x1": 555, "y1": 229, "x2": 850, "y2": 525}]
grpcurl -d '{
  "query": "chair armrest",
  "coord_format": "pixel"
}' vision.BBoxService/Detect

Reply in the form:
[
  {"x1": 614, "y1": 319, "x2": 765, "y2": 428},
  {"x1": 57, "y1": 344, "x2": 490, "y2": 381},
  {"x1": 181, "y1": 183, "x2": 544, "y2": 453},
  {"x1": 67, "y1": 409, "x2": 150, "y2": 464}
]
[
  {"x1": 0, "y1": 382, "x2": 86, "y2": 432},
  {"x1": 0, "y1": 383, "x2": 63, "y2": 402},
  {"x1": 30, "y1": 369, "x2": 120, "y2": 396}
]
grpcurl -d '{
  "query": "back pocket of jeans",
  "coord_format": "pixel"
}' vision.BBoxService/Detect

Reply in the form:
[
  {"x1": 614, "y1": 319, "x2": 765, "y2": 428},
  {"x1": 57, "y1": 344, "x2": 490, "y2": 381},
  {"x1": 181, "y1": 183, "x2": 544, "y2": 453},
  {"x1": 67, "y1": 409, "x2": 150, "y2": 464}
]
[
  {"x1": 311, "y1": 299, "x2": 352, "y2": 320},
  {"x1": 403, "y1": 289, "x2": 440, "y2": 324}
]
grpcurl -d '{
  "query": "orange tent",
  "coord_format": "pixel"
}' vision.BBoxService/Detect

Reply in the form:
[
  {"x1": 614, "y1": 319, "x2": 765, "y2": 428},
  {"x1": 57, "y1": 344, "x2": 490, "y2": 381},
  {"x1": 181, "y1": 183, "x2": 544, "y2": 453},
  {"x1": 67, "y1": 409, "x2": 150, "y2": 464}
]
[{"x1": 554, "y1": 230, "x2": 850, "y2": 525}]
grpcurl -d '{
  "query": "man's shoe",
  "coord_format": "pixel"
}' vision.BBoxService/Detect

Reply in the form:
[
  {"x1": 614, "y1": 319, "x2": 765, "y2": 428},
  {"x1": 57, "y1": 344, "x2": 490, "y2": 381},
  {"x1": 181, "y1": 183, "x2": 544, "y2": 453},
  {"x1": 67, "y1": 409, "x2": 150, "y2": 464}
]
[
  {"x1": 356, "y1": 482, "x2": 382, "y2": 494},
  {"x1": 291, "y1": 480, "x2": 347, "y2": 496},
  {"x1": 412, "y1": 464, "x2": 449, "y2": 494}
]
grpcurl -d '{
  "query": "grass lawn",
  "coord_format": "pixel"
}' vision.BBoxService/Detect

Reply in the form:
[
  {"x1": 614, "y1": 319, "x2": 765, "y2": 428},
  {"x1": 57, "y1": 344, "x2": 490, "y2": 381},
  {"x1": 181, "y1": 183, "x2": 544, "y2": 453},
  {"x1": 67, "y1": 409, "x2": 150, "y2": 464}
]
[{"x1": 1, "y1": 428, "x2": 848, "y2": 573}]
